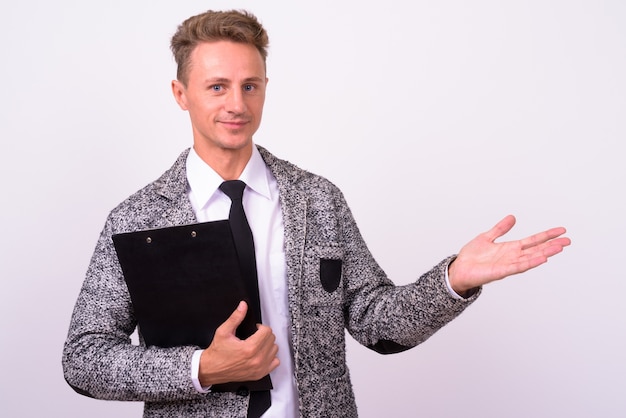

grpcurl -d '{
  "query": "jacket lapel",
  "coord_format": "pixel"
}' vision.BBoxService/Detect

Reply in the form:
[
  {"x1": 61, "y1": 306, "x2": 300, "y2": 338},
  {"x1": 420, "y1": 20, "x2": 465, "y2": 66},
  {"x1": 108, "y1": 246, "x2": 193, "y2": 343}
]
[
  {"x1": 257, "y1": 146, "x2": 308, "y2": 358},
  {"x1": 154, "y1": 149, "x2": 197, "y2": 227}
]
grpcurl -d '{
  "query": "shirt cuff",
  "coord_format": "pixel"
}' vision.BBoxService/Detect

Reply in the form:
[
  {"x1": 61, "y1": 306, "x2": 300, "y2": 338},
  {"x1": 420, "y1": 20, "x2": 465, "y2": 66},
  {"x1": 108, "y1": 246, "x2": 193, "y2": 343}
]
[
  {"x1": 444, "y1": 260, "x2": 465, "y2": 300},
  {"x1": 191, "y1": 349, "x2": 212, "y2": 393}
]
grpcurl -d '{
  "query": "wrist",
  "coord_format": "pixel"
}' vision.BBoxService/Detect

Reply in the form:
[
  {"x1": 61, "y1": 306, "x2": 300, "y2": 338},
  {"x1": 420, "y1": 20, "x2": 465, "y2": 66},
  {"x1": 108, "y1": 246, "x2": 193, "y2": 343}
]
[{"x1": 447, "y1": 259, "x2": 475, "y2": 297}]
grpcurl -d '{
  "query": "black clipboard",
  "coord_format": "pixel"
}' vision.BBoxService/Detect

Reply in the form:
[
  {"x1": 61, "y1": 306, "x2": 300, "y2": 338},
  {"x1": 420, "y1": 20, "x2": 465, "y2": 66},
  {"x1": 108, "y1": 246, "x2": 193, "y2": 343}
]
[{"x1": 112, "y1": 220, "x2": 272, "y2": 392}]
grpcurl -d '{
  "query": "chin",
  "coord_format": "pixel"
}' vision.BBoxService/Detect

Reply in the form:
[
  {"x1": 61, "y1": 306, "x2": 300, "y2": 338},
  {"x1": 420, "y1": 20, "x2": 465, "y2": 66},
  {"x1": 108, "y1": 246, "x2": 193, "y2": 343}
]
[
  {"x1": 220, "y1": 138, "x2": 253, "y2": 151},
  {"x1": 195, "y1": 130, "x2": 255, "y2": 153}
]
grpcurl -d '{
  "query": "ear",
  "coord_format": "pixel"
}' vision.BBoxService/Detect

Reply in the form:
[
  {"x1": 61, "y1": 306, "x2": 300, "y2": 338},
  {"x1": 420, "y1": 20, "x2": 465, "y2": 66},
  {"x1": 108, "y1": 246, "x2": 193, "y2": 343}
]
[{"x1": 171, "y1": 80, "x2": 188, "y2": 110}]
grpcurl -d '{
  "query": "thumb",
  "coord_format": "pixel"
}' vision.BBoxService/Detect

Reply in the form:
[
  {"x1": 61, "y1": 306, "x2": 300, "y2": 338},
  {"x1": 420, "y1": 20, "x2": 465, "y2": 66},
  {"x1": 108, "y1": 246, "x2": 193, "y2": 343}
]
[
  {"x1": 485, "y1": 214, "x2": 516, "y2": 242},
  {"x1": 218, "y1": 301, "x2": 248, "y2": 335}
]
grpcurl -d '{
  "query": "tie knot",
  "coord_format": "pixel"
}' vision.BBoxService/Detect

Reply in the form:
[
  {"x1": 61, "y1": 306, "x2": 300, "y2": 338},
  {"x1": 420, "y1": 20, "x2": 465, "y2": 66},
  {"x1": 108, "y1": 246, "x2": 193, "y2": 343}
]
[{"x1": 219, "y1": 180, "x2": 246, "y2": 201}]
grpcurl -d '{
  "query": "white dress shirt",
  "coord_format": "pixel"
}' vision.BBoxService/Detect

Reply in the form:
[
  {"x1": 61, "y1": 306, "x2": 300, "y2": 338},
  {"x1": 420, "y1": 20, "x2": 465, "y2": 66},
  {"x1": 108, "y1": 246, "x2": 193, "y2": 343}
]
[{"x1": 185, "y1": 145, "x2": 299, "y2": 418}]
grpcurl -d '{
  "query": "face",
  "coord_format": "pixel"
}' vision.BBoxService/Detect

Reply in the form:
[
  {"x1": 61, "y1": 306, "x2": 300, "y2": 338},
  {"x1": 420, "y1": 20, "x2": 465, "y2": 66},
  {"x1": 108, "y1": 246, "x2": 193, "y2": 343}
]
[{"x1": 172, "y1": 41, "x2": 267, "y2": 159}]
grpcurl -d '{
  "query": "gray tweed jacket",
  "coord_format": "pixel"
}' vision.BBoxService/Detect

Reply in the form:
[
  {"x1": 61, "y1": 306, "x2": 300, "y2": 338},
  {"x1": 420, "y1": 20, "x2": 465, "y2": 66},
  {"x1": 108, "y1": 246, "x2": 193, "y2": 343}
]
[{"x1": 62, "y1": 146, "x2": 479, "y2": 417}]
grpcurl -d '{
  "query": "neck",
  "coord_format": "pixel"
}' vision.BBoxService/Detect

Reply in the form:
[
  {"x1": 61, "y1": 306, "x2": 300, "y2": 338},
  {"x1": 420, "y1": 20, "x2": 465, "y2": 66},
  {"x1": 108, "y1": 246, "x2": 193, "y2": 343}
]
[{"x1": 193, "y1": 143, "x2": 254, "y2": 180}]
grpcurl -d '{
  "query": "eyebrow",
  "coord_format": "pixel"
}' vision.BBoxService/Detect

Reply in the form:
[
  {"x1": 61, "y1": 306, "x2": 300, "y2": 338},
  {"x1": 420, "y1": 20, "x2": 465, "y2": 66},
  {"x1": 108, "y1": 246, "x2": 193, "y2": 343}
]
[{"x1": 204, "y1": 76, "x2": 265, "y2": 84}]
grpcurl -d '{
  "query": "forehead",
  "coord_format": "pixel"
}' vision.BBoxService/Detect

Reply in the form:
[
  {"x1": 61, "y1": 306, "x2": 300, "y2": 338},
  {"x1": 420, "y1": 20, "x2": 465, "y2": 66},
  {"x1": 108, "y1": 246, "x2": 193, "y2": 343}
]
[{"x1": 188, "y1": 41, "x2": 266, "y2": 80}]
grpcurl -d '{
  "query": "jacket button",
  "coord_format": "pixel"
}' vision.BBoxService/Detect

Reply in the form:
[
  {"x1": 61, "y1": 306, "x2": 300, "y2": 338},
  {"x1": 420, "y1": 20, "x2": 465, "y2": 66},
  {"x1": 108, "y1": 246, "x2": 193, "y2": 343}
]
[{"x1": 236, "y1": 386, "x2": 249, "y2": 397}]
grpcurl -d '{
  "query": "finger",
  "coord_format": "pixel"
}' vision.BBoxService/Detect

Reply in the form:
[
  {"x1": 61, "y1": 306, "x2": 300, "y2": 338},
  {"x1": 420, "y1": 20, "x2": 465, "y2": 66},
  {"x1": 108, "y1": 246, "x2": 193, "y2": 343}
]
[
  {"x1": 484, "y1": 214, "x2": 516, "y2": 242},
  {"x1": 270, "y1": 356, "x2": 280, "y2": 372},
  {"x1": 519, "y1": 227, "x2": 568, "y2": 250},
  {"x1": 216, "y1": 301, "x2": 248, "y2": 335},
  {"x1": 529, "y1": 237, "x2": 571, "y2": 258},
  {"x1": 244, "y1": 325, "x2": 278, "y2": 366},
  {"x1": 247, "y1": 324, "x2": 276, "y2": 346},
  {"x1": 267, "y1": 348, "x2": 281, "y2": 373},
  {"x1": 516, "y1": 237, "x2": 570, "y2": 266}
]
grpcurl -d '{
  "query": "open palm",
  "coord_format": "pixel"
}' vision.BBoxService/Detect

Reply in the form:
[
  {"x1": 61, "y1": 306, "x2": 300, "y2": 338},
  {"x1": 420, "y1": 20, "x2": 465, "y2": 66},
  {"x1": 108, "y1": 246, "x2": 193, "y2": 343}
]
[{"x1": 448, "y1": 215, "x2": 571, "y2": 295}]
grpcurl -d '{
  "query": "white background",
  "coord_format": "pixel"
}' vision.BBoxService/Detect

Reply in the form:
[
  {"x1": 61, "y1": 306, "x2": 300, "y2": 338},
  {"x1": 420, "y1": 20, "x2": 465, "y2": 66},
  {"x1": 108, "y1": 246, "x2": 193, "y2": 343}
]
[{"x1": 1, "y1": 1, "x2": 624, "y2": 417}]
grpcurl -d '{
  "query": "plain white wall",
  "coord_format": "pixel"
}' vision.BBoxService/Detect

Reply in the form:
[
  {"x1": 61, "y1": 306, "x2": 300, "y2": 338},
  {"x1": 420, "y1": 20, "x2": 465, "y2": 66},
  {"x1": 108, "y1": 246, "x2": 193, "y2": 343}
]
[{"x1": 1, "y1": 0, "x2": 624, "y2": 417}]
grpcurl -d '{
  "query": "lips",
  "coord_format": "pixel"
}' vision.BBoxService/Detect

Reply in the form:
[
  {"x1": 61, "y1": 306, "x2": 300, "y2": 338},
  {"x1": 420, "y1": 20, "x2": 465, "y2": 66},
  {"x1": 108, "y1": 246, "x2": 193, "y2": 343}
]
[{"x1": 219, "y1": 120, "x2": 249, "y2": 129}]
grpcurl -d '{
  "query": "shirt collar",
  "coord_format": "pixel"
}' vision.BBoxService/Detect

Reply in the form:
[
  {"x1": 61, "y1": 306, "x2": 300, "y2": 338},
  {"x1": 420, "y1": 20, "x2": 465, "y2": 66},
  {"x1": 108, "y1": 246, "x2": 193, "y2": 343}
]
[
  {"x1": 186, "y1": 145, "x2": 271, "y2": 209},
  {"x1": 239, "y1": 145, "x2": 271, "y2": 200}
]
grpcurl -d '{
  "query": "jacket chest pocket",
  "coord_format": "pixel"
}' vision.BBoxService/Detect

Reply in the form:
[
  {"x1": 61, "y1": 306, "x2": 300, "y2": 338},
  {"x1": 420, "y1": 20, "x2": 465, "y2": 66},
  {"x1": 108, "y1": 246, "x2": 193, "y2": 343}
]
[
  {"x1": 297, "y1": 244, "x2": 347, "y2": 379},
  {"x1": 301, "y1": 245, "x2": 344, "y2": 307}
]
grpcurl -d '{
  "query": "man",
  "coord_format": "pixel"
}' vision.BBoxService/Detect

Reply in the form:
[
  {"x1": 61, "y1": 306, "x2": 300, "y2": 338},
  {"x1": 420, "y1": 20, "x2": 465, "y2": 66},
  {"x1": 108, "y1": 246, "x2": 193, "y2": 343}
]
[{"x1": 62, "y1": 9, "x2": 570, "y2": 418}]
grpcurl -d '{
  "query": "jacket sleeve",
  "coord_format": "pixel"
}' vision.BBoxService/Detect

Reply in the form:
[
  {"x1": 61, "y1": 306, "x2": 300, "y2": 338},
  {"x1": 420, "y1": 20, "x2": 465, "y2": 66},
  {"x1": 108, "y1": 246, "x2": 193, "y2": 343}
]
[
  {"x1": 331, "y1": 187, "x2": 481, "y2": 354},
  {"x1": 62, "y1": 214, "x2": 204, "y2": 402}
]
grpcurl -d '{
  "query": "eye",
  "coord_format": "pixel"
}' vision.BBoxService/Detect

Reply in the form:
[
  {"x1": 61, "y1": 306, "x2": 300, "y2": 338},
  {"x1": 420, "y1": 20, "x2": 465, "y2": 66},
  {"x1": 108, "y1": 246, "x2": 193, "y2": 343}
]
[
  {"x1": 243, "y1": 84, "x2": 255, "y2": 92},
  {"x1": 210, "y1": 84, "x2": 223, "y2": 92}
]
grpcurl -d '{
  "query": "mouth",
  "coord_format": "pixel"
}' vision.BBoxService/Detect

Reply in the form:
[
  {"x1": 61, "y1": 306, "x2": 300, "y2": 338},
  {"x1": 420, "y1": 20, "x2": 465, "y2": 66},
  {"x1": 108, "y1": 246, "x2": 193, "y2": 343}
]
[{"x1": 219, "y1": 120, "x2": 249, "y2": 130}]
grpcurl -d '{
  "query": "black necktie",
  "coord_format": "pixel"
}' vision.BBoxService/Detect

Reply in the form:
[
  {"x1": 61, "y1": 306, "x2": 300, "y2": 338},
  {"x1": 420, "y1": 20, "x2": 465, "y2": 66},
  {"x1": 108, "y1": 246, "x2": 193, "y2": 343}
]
[{"x1": 219, "y1": 180, "x2": 271, "y2": 418}]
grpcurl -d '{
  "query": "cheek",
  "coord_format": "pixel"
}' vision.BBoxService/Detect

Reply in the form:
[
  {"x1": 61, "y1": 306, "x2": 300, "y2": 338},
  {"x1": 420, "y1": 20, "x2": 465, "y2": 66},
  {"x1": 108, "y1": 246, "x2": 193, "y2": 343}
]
[
  {"x1": 189, "y1": 100, "x2": 218, "y2": 118},
  {"x1": 250, "y1": 98, "x2": 266, "y2": 116}
]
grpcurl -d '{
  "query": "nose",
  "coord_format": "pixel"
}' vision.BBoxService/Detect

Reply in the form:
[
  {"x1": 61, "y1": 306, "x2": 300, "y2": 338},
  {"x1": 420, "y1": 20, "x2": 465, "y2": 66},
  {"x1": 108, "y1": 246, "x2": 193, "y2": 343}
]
[{"x1": 225, "y1": 88, "x2": 246, "y2": 114}]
